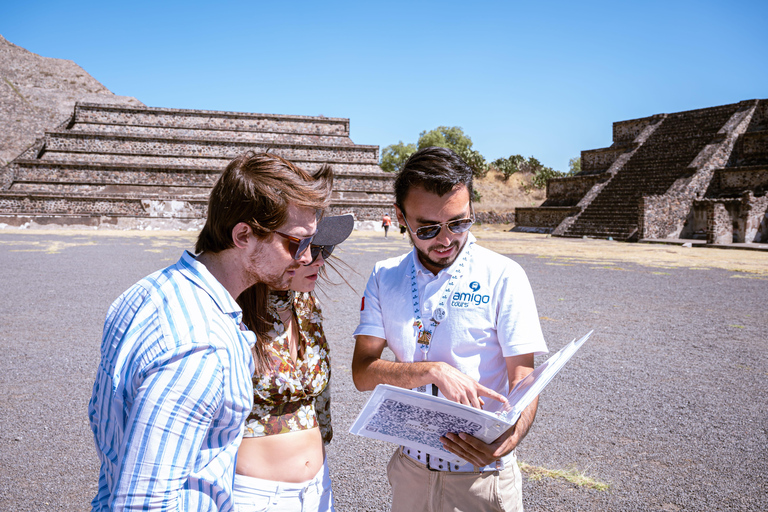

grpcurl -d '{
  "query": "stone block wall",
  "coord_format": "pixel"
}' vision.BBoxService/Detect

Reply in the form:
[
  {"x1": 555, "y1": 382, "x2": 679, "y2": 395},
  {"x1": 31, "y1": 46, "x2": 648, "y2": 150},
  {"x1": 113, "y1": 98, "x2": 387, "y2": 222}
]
[
  {"x1": 700, "y1": 192, "x2": 768, "y2": 244},
  {"x1": 612, "y1": 115, "x2": 665, "y2": 144},
  {"x1": 706, "y1": 201, "x2": 738, "y2": 244},
  {"x1": 741, "y1": 191, "x2": 768, "y2": 243},
  {"x1": 545, "y1": 174, "x2": 605, "y2": 206},
  {"x1": 639, "y1": 194, "x2": 695, "y2": 239},
  {"x1": 514, "y1": 206, "x2": 580, "y2": 230},
  {"x1": 475, "y1": 211, "x2": 515, "y2": 224},
  {"x1": 580, "y1": 146, "x2": 633, "y2": 174},
  {"x1": 710, "y1": 166, "x2": 768, "y2": 196}
]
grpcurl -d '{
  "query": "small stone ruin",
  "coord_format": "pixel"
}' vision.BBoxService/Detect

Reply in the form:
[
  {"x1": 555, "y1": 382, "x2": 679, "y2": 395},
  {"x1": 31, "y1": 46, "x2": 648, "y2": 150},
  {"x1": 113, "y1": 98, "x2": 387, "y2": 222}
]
[
  {"x1": 515, "y1": 99, "x2": 768, "y2": 244},
  {"x1": 0, "y1": 102, "x2": 394, "y2": 229}
]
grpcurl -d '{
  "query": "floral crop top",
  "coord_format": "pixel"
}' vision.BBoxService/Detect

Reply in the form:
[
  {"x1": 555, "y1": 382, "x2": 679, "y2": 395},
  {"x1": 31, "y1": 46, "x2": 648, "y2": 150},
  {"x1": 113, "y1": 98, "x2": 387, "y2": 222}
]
[{"x1": 243, "y1": 291, "x2": 332, "y2": 444}]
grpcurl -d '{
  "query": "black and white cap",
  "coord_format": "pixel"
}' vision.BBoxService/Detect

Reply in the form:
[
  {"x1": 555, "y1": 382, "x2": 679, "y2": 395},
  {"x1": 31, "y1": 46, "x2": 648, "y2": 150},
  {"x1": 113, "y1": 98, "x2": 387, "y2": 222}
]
[{"x1": 313, "y1": 214, "x2": 354, "y2": 246}]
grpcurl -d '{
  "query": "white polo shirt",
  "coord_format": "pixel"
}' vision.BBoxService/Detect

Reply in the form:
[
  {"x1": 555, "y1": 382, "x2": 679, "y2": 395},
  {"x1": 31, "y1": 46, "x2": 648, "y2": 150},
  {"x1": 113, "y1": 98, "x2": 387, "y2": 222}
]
[{"x1": 354, "y1": 233, "x2": 548, "y2": 414}]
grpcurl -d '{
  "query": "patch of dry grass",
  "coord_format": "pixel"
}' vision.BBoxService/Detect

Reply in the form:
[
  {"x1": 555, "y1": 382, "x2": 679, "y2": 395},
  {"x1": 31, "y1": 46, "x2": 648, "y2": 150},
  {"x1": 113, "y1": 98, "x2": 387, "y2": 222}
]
[
  {"x1": 474, "y1": 169, "x2": 545, "y2": 212},
  {"x1": 519, "y1": 461, "x2": 610, "y2": 491}
]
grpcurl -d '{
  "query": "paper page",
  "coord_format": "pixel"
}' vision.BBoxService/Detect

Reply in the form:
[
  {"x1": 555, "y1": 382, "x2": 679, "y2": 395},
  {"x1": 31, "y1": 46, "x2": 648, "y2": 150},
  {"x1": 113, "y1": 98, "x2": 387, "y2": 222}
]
[{"x1": 349, "y1": 384, "x2": 512, "y2": 461}]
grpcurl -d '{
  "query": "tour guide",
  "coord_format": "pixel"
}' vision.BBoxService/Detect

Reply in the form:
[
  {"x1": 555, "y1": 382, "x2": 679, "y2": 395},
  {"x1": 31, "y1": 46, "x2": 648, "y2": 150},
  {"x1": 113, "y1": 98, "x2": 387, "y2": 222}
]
[{"x1": 352, "y1": 146, "x2": 548, "y2": 511}]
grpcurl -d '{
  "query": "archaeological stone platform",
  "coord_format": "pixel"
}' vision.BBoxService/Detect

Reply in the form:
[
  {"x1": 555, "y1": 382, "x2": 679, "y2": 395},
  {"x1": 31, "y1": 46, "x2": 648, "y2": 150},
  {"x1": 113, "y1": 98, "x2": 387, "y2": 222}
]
[
  {"x1": 515, "y1": 99, "x2": 768, "y2": 245},
  {"x1": 0, "y1": 102, "x2": 394, "y2": 229}
]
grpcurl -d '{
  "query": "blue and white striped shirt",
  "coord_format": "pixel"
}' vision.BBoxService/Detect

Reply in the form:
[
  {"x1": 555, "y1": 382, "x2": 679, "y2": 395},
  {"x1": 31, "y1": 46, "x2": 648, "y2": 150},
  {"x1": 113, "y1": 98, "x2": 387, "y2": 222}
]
[{"x1": 89, "y1": 251, "x2": 255, "y2": 511}]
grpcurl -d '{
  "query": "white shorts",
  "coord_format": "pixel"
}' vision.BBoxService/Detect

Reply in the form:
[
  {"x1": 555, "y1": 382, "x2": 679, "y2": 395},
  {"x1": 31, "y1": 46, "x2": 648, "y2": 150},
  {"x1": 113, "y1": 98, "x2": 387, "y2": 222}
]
[{"x1": 233, "y1": 458, "x2": 334, "y2": 512}]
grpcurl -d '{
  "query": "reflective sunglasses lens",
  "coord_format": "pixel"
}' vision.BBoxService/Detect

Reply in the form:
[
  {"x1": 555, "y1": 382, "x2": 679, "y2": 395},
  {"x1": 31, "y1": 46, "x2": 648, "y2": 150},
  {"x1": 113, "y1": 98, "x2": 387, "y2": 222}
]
[
  {"x1": 310, "y1": 245, "x2": 322, "y2": 262},
  {"x1": 447, "y1": 219, "x2": 474, "y2": 234},
  {"x1": 415, "y1": 225, "x2": 441, "y2": 240},
  {"x1": 310, "y1": 244, "x2": 334, "y2": 263},
  {"x1": 286, "y1": 239, "x2": 300, "y2": 258},
  {"x1": 293, "y1": 237, "x2": 313, "y2": 260}
]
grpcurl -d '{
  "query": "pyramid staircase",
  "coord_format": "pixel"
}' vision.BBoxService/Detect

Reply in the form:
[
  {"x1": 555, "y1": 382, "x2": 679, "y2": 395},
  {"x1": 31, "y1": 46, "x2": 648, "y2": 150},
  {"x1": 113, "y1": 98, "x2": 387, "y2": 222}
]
[
  {"x1": 561, "y1": 102, "x2": 744, "y2": 240},
  {"x1": 0, "y1": 103, "x2": 393, "y2": 229}
]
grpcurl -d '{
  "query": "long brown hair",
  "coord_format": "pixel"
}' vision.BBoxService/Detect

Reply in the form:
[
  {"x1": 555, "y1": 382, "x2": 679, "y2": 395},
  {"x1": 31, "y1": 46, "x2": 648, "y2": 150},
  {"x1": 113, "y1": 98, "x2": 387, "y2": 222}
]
[{"x1": 237, "y1": 282, "x2": 273, "y2": 375}]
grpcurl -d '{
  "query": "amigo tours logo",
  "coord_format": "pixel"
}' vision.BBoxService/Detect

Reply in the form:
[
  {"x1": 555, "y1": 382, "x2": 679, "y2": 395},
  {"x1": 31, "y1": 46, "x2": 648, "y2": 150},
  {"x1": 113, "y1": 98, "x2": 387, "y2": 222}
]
[{"x1": 451, "y1": 281, "x2": 490, "y2": 308}]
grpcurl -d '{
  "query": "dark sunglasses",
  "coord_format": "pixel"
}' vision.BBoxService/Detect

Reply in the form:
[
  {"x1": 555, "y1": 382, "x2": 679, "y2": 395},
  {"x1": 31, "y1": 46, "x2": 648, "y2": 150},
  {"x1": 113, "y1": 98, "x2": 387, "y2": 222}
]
[
  {"x1": 273, "y1": 231, "x2": 315, "y2": 260},
  {"x1": 401, "y1": 206, "x2": 475, "y2": 241},
  {"x1": 309, "y1": 244, "x2": 335, "y2": 263}
]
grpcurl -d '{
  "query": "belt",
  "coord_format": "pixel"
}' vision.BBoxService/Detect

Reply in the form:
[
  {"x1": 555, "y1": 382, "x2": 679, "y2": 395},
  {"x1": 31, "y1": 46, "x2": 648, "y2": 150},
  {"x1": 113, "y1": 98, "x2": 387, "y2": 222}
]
[{"x1": 401, "y1": 446, "x2": 514, "y2": 473}]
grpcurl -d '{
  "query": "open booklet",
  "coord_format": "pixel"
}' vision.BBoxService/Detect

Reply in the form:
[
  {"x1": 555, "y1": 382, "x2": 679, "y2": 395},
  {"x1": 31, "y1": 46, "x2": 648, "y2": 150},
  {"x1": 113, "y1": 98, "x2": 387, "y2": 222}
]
[{"x1": 349, "y1": 330, "x2": 593, "y2": 462}]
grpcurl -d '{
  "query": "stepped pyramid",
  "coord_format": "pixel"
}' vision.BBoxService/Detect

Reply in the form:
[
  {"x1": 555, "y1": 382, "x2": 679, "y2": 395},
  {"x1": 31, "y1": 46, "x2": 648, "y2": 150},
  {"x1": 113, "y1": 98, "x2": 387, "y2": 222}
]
[
  {"x1": 0, "y1": 102, "x2": 394, "y2": 229},
  {"x1": 514, "y1": 99, "x2": 768, "y2": 244}
]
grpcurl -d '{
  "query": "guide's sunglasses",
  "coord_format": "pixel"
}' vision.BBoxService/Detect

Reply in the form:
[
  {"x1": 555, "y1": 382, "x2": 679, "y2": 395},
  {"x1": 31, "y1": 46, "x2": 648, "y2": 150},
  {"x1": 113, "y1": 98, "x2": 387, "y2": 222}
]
[
  {"x1": 400, "y1": 205, "x2": 475, "y2": 240},
  {"x1": 309, "y1": 244, "x2": 335, "y2": 264},
  {"x1": 273, "y1": 231, "x2": 316, "y2": 260}
]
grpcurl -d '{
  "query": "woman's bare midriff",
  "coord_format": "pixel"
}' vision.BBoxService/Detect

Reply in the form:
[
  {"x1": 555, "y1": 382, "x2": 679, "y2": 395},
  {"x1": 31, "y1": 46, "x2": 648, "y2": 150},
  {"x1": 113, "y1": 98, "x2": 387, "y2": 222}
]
[{"x1": 236, "y1": 427, "x2": 325, "y2": 483}]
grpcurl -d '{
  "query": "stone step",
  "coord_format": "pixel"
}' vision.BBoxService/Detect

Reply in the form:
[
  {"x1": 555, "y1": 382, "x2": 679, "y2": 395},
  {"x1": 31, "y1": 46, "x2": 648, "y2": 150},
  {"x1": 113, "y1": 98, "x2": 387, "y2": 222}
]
[
  {"x1": 18, "y1": 154, "x2": 394, "y2": 182},
  {"x1": 73, "y1": 103, "x2": 351, "y2": 137},
  {"x1": 0, "y1": 191, "x2": 205, "y2": 218},
  {"x1": 10, "y1": 159, "x2": 389, "y2": 180},
  {"x1": 6, "y1": 182, "x2": 395, "y2": 204},
  {"x1": 69, "y1": 122, "x2": 358, "y2": 147},
  {"x1": 7, "y1": 160, "x2": 393, "y2": 196},
  {"x1": 42, "y1": 131, "x2": 380, "y2": 165},
  {"x1": 0, "y1": 191, "x2": 395, "y2": 220}
]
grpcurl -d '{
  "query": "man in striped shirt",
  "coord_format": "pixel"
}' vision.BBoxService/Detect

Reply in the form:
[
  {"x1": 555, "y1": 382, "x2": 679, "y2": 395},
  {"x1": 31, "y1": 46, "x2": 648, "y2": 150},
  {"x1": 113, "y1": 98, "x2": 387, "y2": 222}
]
[{"x1": 88, "y1": 152, "x2": 333, "y2": 511}]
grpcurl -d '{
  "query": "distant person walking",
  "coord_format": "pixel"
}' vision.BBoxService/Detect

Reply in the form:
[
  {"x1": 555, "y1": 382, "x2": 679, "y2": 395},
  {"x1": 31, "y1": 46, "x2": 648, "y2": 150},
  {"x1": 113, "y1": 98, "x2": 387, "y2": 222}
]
[{"x1": 382, "y1": 213, "x2": 392, "y2": 238}]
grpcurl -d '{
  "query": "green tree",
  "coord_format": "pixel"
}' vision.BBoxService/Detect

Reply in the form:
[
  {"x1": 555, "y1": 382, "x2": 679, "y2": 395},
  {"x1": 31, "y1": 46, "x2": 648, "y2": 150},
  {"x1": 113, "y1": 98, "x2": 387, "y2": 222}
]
[
  {"x1": 380, "y1": 141, "x2": 417, "y2": 173},
  {"x1": 458, "y1": 147, "x2": 489, "y2": 178},
  {"x1": 492, "y1": 154, "x2": 525, "y2": 181},
  {"x1": 568, "y1": 156, "x2": 581, "y2": 175},
  {"x1": 417, "y1": 126, "x2": 474, "y2": 155},
  {"x1": 519, "y1": 156, "x2": 542, "y2": 175},
  {"x1": 530, "y1": 166, "x2": 566, "y2": 189},
  {"x1": 417, "y1": 126, "x2": 488, "y2": 176}
]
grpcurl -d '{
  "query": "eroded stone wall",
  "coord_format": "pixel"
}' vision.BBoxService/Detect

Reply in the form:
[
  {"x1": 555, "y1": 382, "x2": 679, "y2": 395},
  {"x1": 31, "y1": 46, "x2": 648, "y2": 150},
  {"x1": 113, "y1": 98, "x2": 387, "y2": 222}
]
[{"x1": 515, "y1": 206, "x2": 580, "y2": 229}]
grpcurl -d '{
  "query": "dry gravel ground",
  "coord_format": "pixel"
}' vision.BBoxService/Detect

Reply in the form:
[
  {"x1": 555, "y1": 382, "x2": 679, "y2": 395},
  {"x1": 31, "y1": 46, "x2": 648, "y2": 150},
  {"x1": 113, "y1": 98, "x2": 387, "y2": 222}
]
[{"x1": 0, "y1": 228, "x2": 765, "y2": 511}]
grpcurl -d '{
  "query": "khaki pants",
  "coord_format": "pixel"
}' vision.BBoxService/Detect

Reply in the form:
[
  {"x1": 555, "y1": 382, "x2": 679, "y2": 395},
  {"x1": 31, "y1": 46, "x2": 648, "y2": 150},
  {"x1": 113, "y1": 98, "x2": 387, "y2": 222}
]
[{"x1": 387, "y1": 448, "x2": 523, "y2": 512}]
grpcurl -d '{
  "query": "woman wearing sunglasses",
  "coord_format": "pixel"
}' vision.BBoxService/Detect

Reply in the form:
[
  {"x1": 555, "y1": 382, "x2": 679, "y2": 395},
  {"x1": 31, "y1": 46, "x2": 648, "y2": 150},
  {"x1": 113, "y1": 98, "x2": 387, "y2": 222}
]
[{"x1": 233, "y1": 214, "x2": 353, "y2": 512}]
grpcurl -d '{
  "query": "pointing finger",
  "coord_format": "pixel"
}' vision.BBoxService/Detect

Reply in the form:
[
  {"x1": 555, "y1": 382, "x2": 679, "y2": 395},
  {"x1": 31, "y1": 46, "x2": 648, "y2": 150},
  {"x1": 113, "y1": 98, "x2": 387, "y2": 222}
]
[{"x1": 477, "y1": 384, "x2": 507, "y2": 404}]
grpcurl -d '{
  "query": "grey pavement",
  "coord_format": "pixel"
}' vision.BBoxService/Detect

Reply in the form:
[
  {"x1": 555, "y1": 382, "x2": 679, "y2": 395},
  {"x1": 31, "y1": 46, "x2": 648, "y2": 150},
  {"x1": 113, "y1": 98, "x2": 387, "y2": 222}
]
[{"x1": 0, "y1": 230, "x2": 765, "y2": 511}]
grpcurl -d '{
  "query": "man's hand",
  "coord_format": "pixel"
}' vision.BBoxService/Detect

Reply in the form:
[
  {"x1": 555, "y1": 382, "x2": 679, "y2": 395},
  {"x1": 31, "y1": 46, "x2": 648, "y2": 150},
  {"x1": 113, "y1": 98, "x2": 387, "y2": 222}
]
[
  {"x1": 440, "y1": 428, "x2": 517, "y2": 467},
  {"x1": 430, "y1": 362, "x2": 507, "y2": 410},
  {"x1": 440, "y1": 353, "x2": 539, "y2": 467},
  {"x1": 353, "y1": 336, "x2": 507, "y2": 411}
]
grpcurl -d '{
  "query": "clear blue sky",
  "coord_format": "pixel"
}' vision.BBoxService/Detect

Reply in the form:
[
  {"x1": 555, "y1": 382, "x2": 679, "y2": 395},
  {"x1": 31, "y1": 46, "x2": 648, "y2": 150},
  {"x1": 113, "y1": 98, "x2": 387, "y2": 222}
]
[{"x1": 2, "y1": 0, "x2": 767, "y2": 172}]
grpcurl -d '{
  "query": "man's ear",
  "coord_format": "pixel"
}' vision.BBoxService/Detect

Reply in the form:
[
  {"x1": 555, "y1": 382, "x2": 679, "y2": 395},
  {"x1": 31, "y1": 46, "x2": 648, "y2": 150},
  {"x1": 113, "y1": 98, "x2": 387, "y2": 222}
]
[
  {"x1": 394, "y1": 204, "x2": 406, "y2": 226},
  {"x1": 232, "y1": 222, "x2": 252, "y2": 249}
]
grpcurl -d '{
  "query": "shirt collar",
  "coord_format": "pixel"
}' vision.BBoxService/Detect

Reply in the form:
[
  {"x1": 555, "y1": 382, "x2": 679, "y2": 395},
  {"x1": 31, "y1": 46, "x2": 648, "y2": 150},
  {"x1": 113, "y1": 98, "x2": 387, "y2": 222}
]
[
  {"x1": 176, "y1": 250, "x2": 243, "y2": 319},
  {"x1": 411, "y1": 232, "x2": 476, "y2": 278}
]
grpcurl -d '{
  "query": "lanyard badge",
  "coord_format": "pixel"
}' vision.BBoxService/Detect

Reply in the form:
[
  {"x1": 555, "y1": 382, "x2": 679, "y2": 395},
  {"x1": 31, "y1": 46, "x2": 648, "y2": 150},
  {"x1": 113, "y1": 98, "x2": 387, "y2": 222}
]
[{"x1": 409, "y1": 247, "x2": 470, "y2": 361}]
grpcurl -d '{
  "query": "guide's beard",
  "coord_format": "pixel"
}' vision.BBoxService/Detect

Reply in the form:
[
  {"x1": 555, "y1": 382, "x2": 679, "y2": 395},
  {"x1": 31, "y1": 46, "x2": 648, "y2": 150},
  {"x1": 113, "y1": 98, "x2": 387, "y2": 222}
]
[{"x1": 416, "y1": 237, "x2": 466, "y2": 272}]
